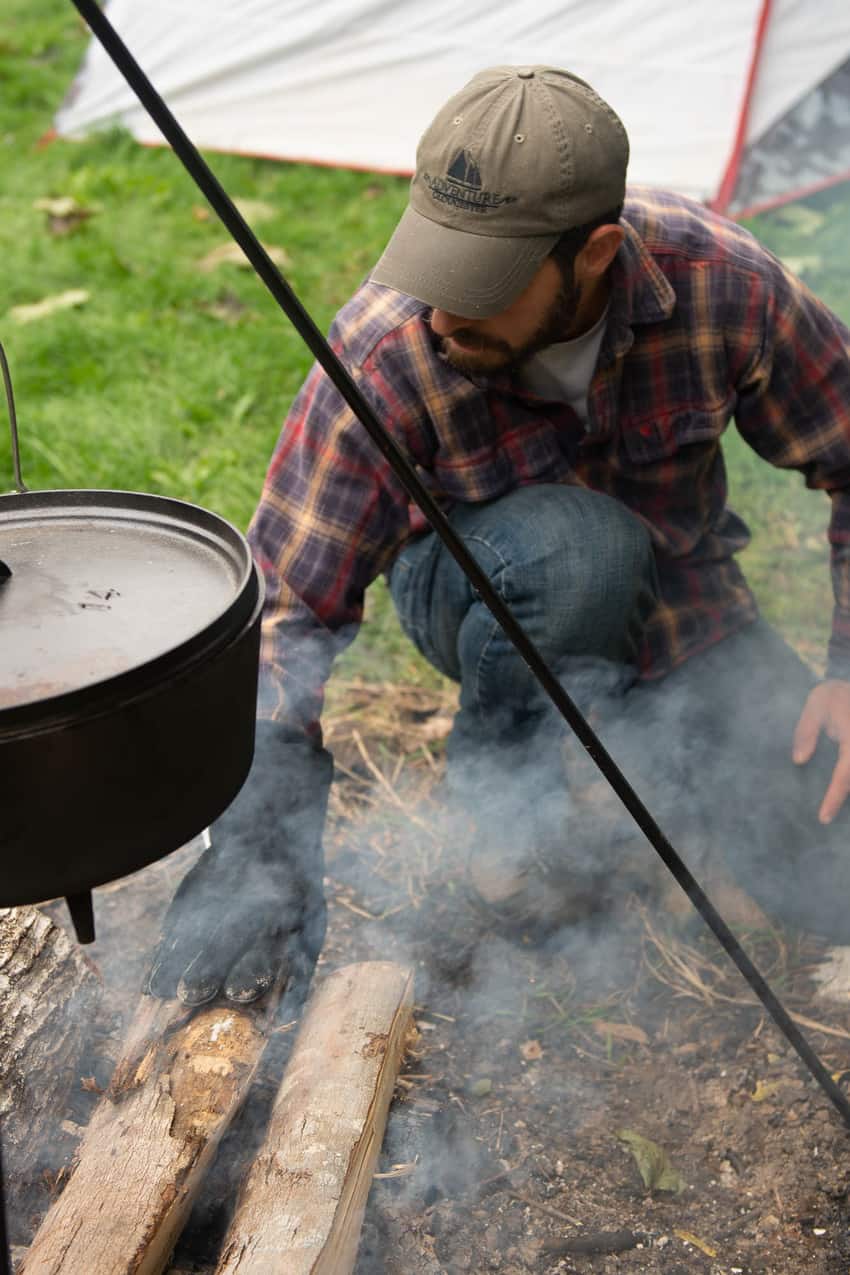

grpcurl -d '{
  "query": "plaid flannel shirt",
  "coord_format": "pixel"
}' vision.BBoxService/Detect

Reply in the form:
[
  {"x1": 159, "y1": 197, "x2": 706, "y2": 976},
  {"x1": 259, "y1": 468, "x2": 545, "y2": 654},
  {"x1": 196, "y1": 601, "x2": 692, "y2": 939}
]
[{"x1": 249, "y1": 187, "x2": 850, "y2": 729}]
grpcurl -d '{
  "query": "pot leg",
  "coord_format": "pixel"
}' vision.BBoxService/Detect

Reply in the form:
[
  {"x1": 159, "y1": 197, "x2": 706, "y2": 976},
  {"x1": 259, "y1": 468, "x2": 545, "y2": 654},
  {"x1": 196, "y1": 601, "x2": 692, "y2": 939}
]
[{"x1": 65, "y1": 891, "x2": 95, "y2": 944}]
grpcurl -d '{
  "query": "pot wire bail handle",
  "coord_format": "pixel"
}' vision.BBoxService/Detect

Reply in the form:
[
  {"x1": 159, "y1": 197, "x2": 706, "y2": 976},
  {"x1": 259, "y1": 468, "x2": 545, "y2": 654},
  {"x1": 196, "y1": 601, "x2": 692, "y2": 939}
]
[
  {"x1": 0, "y1": 339, "x2": 25, "y2": 582},
  {"x1": 0, "y1": 340, "x2": 27, "y2": 496}
]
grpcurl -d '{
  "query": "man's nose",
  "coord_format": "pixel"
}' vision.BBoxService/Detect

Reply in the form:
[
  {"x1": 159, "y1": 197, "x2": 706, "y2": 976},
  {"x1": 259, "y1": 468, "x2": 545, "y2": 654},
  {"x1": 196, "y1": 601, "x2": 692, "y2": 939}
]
[{"x1": 430, "y1": 309, "x2": 472, "y2": 339}]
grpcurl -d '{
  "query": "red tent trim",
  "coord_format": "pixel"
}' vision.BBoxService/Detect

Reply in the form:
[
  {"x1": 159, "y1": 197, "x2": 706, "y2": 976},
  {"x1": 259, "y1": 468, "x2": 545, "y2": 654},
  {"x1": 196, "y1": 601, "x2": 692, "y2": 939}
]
[
  {"x1": 712, "y1": 0, "x2": 774, "y2": 214},
  {"x1": 731, "y1": 167, "x2": 850, "y2": 220}
]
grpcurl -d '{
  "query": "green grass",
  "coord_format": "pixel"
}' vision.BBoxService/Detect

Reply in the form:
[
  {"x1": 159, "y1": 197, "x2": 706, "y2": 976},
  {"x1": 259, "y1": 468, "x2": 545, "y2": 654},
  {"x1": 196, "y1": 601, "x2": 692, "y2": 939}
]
[{"x1": 2, "y1": 0, "x2": 848, "y2": 682}]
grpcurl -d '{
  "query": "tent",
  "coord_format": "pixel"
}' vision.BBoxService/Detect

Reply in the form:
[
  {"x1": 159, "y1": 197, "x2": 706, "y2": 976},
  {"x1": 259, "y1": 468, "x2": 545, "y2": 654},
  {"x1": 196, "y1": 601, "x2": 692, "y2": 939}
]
[{"x1": 55, "y1": 0, "x2": 850, "y2": 217}]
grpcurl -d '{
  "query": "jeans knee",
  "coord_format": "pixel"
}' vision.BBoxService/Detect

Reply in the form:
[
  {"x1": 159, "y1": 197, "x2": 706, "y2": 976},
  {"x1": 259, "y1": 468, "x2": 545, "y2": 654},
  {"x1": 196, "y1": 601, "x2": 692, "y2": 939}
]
[
  {"x1": 468, "y1": 486, "x2": 655, "y2": 663},
  {"x1": 389, "y1": 485, "x2": 657, "y2": 691}
]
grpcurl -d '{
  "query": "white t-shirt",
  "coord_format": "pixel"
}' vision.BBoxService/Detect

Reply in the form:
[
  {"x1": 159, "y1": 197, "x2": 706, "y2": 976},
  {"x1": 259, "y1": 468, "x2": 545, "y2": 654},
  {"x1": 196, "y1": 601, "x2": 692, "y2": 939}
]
[{"x1": 521, "y1": 305, "x2": 609, "y2": 425}]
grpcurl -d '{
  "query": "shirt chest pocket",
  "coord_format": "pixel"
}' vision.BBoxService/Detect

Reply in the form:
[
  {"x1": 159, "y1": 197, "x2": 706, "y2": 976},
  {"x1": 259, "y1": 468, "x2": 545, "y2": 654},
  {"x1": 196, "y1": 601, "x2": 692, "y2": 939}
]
[{"x1": 619, "y1": 410, "x2": 727, "y2": 465}]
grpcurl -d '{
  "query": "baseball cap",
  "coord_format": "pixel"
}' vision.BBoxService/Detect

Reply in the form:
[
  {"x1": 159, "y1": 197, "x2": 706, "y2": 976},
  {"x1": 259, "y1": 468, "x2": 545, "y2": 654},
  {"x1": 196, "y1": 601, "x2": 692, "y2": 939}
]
[{"x1": 371, "y1": 66, "x2": 629, "y2": 318}]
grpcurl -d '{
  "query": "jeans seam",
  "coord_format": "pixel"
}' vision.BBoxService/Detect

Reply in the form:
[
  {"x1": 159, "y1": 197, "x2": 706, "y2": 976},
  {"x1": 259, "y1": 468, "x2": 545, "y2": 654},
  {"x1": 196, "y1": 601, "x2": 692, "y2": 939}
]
[{"x1": 464, "y1": 534, "x2": 511, "y2": 715}]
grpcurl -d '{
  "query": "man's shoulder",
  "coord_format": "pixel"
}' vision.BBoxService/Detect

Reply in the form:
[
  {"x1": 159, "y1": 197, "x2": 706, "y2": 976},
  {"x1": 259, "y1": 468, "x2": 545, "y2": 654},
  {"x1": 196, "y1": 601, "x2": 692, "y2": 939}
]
[
  {"x1": 331, "y1": 280, "x2": 430, "y2": 368},
  {"x1": 624, "y1": 187, "x2": 773, "y2": 277}
]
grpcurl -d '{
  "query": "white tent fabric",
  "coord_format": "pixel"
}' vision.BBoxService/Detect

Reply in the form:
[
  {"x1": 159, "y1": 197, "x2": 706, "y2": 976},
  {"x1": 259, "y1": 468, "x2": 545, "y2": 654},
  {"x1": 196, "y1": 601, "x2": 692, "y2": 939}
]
[{"x1": 56, "y1": 0, "x2": 850, "y2": 213}]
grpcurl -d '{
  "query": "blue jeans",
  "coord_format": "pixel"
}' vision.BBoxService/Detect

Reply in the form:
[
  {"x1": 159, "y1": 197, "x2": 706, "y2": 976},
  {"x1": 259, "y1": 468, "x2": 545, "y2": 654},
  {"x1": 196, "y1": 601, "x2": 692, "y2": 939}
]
[{"x1": 387, "y1": 484, "x2": 656, "y2": 855}]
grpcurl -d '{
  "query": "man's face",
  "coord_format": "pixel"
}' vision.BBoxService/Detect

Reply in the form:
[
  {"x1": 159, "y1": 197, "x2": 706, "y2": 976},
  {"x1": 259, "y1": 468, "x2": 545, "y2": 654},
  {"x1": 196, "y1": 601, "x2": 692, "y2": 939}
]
[{"x1": 430, "y1": 257, "x2": 578, "y2": 376}]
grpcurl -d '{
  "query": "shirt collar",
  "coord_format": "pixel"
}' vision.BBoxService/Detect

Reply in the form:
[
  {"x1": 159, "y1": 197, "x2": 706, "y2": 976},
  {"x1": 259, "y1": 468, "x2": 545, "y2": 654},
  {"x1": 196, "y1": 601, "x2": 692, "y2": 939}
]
[{"x1": 610, "y1": 218, "x2": 676, "y2": 327}]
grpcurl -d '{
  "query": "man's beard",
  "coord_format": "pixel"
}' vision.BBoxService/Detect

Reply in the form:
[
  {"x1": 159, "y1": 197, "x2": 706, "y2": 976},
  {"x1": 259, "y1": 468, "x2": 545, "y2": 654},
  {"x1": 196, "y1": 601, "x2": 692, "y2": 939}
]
[{"x1": 440, "y1": 268, "x2": 580, "y2": 376}]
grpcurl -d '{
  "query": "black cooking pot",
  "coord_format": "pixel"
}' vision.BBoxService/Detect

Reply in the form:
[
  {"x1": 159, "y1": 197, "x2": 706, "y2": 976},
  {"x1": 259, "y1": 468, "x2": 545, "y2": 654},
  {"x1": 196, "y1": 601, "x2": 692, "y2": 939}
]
[{"x1": 0, "y1": 487, "x2": 263, "y2": 936}]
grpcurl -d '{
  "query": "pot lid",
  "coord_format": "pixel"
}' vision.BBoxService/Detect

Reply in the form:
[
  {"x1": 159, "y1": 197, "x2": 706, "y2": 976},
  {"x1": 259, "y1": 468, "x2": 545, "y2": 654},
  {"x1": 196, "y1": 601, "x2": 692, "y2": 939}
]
[{"x1": 0, "y1": 489, "x2": 257, "y2": 716}]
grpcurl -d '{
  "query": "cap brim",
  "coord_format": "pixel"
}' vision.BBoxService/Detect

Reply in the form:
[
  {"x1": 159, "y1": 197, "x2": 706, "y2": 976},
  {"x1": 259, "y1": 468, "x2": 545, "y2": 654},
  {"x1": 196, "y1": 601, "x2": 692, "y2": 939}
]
[{"x1": 371, "y1": 205, "x2": 558, "y2": 319}]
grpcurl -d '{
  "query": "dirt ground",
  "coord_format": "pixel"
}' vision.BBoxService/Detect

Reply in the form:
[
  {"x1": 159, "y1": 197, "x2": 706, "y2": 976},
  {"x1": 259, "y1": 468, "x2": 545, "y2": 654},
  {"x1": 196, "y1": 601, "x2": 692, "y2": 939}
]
[{"x1": 10, "y1": 679, "x2": 850, "y2": 1274}]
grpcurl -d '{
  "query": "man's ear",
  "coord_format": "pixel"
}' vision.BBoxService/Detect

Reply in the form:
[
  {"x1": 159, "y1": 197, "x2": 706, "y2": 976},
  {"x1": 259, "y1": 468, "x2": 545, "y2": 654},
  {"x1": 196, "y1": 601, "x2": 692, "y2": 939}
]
[{"x1": 576, "y1": 224, "x2": 624, "y2": 281}]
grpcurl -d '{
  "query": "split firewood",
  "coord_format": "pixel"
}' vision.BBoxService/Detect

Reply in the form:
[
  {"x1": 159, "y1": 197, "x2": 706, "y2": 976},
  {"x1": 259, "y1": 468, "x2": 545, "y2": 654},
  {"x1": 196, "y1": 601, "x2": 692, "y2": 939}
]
[
  {"x1": 0, "y1": 906, "x2": 99, "y2": 1235},
  {"x1": 19, "y1": 989, "x2": 277, "y2": 1275},
  {"x1": 216, "y1": 961, "x2": 415, "y2": 1275}
]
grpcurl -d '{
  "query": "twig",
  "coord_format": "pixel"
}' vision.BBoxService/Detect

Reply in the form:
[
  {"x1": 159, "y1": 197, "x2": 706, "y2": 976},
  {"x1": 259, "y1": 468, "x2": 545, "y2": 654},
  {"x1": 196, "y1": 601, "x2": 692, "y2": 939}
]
[
  {"x1": 512, "y1": 1192, "x2": 581, "y2": 1227},
  {"x1": 336, "y1": 897, "x2": 378, "y2": 921},
  {"x1": 643, "y1": 915, "x2": 850, "y2": 1041},
  {"x1": 351, "y1": 728, "x2": 439, "y2": 840}
]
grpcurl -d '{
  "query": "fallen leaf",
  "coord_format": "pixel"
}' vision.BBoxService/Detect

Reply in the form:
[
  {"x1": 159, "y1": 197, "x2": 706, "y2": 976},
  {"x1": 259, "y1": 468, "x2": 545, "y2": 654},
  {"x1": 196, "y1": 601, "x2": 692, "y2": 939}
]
[
  {"x1": 198, "y1": 289, "x2": 250, "y2": 325},
  {"x1": 80, "y1": 1075, "x2": 104, "y2": 1094},
  {"x1": 197, "y1": 241, "x2": 290, "y2": 273},
  {"x1": 468, "y1": 1077, "x2": 492, "y2": 1098},
  {"x1": 33, "y1": 195, "x2": 97, "y2": 235},
  {"x1": 782, "y1": 254, "x2": 823, "y2": 278},
  {"x1": 672, "y1": 1041, "x2": 700, "y2": 1056},
  {"x1": 675, "y1": 1228, "x2": 717, "y2": 1257},
  {"x1": 520, "y1": 1039, "x2": 543, "y2": 1061},
  {"x1": 420, "y1": 713, "x2": 453, "y2": 741},
  {"x1": 10, "y1": 289, "x2": 90, "y2": 323},
  {"x1": 617, "y1": 1129, "x2": 684, "y2": 1194},
  {"x1": 593, "y1": 1020, "x2": 649, "y2": 1046},
  {"x1": 750, "y1": 1079, "x2": 783, "y2": 1103},
  {"x1": 233, "y1": 197, "x2": 277, "y2": 225}
]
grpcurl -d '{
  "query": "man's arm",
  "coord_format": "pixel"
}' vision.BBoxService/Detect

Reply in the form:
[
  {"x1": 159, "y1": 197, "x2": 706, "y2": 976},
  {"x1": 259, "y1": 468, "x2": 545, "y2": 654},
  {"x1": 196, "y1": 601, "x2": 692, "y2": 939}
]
[
  {"x1": 733, "y1": 250, "x2": 850, "y2": 821},
  {"x1": 249, "y1": 351, "x2": 416, "y2": 731},
  {"x1": 147, "y1": 341, "x2": 417, "y2": 1003}
]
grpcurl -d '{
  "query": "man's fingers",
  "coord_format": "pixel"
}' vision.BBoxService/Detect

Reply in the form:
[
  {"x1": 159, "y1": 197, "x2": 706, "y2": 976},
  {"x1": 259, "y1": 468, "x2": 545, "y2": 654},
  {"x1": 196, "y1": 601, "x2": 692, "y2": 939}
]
[
  {"x1": 792, "y1": 697, "x2": 823, "y2": 764},
  {"x1": 223, "y1": 926, "x2": 285, "y2": 1004},
  {"x1": 145, "y1": 924, "x2": 204, "y2": 1000},
  {"x1": 176, "y1": 943, "x2": 234, "y2": 1005},
  {"x1": 819, "y1": 745, "x2": 850, "y2": 824}
]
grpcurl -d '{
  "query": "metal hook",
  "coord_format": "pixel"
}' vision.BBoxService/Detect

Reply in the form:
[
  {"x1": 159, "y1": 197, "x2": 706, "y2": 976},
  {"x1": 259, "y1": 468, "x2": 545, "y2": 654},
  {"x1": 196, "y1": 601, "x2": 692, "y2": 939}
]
[{"x1": 0, "y1": 340, "x2": 27, "y2": 494}]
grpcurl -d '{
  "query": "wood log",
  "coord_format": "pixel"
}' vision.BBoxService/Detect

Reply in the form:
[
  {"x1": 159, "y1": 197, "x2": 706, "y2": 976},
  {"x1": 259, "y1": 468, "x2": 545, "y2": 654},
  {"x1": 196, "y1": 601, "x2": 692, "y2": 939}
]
[
  {"x1": 19, "y1": 990, "x2": 276, "y2": 1275},
  {"x1": 0, "y1": 906, "x2": 99, "y2": 1236},
  {"x1": 216, "y1": 961, "x2": 414, "y2": 1275}
]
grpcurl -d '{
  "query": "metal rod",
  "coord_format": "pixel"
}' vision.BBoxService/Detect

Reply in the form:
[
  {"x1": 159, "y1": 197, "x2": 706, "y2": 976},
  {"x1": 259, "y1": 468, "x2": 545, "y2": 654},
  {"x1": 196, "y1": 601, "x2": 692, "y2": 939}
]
[
  {"x1": 68, "y1": 0, "x2": 850, "y2": 1130},
  {"x1": 0, "y1": 341, "x2": 27, "y2": 493}
]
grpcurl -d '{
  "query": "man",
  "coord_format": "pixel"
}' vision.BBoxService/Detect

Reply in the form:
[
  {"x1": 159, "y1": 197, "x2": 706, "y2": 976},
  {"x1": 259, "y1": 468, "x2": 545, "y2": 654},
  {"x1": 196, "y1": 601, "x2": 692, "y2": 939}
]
[{"x1": 147, "y1": 66, "x2": 850, "y2": 1007}]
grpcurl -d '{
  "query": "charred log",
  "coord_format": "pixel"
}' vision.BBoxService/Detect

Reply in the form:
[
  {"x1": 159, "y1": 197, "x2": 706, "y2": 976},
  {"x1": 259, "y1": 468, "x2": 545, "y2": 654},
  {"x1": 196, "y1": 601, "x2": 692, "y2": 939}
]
[
  {"x1": 0, "y1": 906, "x2": 99, "y2": 1241},
  {"x1": 19, "y1": 991, "x2": 275, "y2": 1275}
]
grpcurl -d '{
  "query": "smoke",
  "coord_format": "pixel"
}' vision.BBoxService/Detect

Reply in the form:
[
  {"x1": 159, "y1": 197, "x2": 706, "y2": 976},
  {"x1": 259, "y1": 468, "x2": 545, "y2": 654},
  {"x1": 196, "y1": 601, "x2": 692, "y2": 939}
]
[
  {"x1": 305, "y1": 625, "x2": 848, "y2": 1272},
  {"x1": 7, "y1": 611, "x2": 848, "y2": 1268}
]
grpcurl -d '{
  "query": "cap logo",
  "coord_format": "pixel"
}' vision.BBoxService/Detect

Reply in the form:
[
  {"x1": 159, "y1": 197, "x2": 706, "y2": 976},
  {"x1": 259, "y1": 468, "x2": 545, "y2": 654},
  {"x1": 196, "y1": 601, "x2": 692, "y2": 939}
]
[{"x1": 422, "y1": 149, "x2": 517, "y2": 214}]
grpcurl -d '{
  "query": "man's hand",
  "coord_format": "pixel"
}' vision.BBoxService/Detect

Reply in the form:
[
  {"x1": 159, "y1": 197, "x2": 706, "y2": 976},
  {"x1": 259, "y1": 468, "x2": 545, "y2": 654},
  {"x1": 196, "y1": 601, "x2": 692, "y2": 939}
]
[
  {"x1": 792, "y1": 679, "x2": 850, "y2": 824},
  {"x1": 145, "y1": 720, "x2": 333, "y2": 1005}
]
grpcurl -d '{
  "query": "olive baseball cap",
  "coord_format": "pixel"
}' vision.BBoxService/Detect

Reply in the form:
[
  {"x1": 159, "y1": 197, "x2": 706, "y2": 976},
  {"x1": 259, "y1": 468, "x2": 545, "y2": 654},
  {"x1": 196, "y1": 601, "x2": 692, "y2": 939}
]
[{"x1": 372, "y1": 66, "x2": 629, "y2": 318}]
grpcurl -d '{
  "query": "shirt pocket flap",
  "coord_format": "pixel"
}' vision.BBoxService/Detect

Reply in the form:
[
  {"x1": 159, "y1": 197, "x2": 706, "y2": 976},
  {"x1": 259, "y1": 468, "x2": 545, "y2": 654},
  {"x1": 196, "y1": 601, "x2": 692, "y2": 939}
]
[{"x1": 621, "y1": 411, "x2": 724, "y2": 464}]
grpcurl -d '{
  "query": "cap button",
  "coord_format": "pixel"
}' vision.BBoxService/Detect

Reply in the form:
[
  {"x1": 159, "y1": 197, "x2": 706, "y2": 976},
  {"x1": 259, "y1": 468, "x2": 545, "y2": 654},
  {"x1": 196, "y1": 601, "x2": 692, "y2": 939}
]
[{"x1": 516, "y1": 68, "x2": 535, "y2": 79}]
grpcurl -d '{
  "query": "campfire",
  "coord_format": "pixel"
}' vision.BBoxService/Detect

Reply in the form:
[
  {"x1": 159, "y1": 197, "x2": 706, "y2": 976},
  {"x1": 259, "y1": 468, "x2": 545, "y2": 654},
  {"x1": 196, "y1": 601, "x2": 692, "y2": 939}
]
[{"x1": 6, "y1": 692, "x2": 850, "y2": 1272}]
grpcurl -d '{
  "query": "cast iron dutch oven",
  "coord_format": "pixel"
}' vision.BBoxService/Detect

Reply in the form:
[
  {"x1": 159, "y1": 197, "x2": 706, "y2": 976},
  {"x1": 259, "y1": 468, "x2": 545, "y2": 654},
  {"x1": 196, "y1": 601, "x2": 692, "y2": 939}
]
[{"x1": 0, "y1": 346, "x2": 263, "y2": 937}]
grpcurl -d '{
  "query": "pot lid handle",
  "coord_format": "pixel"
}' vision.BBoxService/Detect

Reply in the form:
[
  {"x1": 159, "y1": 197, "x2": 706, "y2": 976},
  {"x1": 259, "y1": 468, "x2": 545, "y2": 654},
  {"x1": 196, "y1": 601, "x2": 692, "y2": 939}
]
[{"x1": 0, "y1": 340, "x2": 27, "y2": 495}]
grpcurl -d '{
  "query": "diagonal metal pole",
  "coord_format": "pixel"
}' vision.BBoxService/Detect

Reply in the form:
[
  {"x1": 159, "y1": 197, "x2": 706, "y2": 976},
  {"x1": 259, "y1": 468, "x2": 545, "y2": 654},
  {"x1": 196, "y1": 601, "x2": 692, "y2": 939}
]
[{"x1": 69, "y1": 0, "x2": 850, "y2": 1129}]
